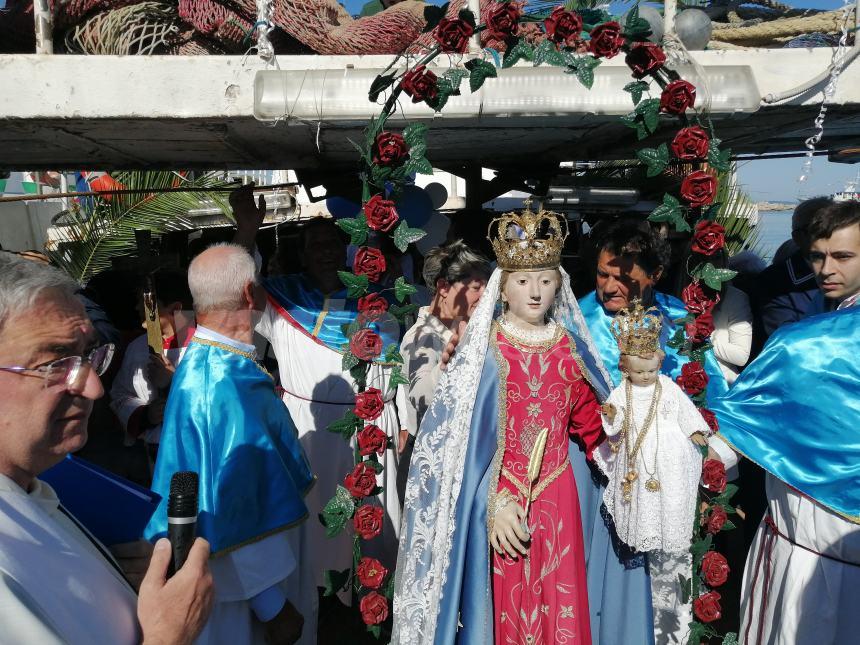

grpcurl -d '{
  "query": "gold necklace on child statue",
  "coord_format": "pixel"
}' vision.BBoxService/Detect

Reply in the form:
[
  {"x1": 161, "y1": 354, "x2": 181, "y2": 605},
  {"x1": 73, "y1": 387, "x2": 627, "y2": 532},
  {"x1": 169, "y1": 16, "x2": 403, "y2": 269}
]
[{"x1": 619, "y1": 377, "x2": 662, "y2": 503}]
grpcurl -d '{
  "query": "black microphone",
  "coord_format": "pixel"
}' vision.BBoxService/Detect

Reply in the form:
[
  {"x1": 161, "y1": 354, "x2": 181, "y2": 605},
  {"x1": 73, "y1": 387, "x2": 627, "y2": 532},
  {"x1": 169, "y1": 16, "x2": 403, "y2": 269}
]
[{"x1": 167, "y1": 471, "x2": 198, "y2": 577}]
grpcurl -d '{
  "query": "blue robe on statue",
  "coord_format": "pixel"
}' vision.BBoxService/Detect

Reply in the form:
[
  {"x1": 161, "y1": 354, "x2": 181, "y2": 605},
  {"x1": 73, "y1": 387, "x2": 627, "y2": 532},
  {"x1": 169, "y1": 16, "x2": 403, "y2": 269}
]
[
  {"x1": 710, "y1": 306, "x2": 860, "y2": 521},
  {"x1": 145, "y1": 337, "x2": 314, "y2": 554},
  {"x1": 576, "y1": 290, "x2": 729, "y2": 645}
]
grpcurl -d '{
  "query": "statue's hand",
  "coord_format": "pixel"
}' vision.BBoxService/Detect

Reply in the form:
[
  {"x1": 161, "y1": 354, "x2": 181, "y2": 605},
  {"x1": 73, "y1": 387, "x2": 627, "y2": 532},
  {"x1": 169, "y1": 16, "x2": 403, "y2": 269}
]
[{"x1": 490, "y1": 500, "x2": 530, "y2": 559}]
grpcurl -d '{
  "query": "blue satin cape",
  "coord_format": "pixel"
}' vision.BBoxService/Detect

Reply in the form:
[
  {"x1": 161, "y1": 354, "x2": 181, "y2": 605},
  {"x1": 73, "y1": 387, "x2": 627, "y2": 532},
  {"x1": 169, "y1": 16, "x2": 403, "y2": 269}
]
[
  {"x1": 580, "y1": 290, "x2": 729, "y2": 401},
  {"x1": 264, "y1": 274, "x2": 400, "y2": 358},
  {"x1": 145, "y1": 339, "x2": 315, "y2": 554},
  {"x1": 431, "y1": 349, "x2": 653, "y2": 644},
  {"x1": 710, "y1": 306, "x2": 860, "y2": 523}
]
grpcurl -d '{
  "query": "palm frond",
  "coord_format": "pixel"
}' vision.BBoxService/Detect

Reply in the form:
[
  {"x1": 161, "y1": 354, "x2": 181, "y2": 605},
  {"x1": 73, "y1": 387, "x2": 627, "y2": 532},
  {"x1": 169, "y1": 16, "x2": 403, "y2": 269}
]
[
  {"x1": 48, "y1": 171, "x2": 233, "y2": 285},
  {"x1": 713, "y1": 165, "x2": 762, "y2": 256}
]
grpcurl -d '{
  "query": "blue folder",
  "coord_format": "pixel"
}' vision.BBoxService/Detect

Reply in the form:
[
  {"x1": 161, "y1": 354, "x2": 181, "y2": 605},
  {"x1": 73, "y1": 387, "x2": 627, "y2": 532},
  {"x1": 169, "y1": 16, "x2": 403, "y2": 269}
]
[{"x1": 41, "y1": 455, "x2": 161, "y2": 546}]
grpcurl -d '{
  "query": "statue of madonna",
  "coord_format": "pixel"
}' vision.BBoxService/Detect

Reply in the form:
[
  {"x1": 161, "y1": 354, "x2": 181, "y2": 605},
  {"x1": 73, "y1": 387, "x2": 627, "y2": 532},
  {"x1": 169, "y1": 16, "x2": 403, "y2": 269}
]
[{"x1": 392, "y1": 206, "x2": 628, "y2": 645}]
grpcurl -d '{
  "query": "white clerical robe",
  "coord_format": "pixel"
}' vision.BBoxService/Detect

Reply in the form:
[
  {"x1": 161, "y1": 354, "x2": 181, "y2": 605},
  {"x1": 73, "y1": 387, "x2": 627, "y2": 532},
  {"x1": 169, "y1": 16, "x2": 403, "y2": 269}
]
[
  {"x1": 0, "y1": 474, "x2": 139, "y2": 644},
  {"x1": 740, "y1": 473, "x2": 860, "y2": 645},
  {"x1": 256, "y1": 300, "x2": 405, "y2": 640}
]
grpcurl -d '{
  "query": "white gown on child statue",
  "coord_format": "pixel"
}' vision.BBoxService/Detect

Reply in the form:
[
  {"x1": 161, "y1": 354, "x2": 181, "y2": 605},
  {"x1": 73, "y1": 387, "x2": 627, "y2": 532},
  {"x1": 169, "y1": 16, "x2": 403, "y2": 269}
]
[{"x1": 594, "y1": 374, "x2": 708, "y2": 554}]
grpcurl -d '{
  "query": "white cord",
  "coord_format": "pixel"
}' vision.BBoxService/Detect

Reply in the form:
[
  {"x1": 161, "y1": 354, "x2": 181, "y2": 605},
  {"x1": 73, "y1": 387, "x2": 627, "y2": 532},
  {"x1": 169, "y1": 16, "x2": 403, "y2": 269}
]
[{"x1": 255, "y1": 0, "x2": 275, "y2": 64}]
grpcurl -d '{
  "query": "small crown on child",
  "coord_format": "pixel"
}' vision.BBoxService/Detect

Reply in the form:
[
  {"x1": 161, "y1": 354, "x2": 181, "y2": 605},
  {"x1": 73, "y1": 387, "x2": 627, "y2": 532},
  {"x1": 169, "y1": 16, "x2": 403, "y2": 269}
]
[
  {"x1": 611, "y1": 299, "x2": 662, "y2": 357},
  {"x1": 487, "y1": 199, "x2": 569, "y2": 271}
]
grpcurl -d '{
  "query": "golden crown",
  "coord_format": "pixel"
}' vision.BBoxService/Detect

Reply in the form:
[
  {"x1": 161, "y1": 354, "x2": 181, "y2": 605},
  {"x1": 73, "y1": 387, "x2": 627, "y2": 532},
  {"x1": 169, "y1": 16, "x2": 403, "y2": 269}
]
[
  {"x1": 487, "y1": 201, "x2": 569, "y2": 271},
  {"x1": 611, "y1": 299, "x2": 663, "y2": 357}
]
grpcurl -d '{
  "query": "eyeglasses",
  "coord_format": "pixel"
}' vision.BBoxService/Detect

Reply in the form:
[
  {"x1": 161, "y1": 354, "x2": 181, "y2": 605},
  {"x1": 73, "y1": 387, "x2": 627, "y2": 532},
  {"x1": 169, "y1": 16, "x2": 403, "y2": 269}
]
[{"x1": 0, "y1": 343, "x2": 115, "y2": 390}]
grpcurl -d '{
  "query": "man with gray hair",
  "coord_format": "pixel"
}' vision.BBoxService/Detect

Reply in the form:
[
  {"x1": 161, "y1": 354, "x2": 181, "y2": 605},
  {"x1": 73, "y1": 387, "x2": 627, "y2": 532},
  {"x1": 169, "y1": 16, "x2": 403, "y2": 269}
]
[
  {"x1": 0, "y1": 252, "x2": 213, "y2": 644},
  {"x1": 145, "y1": 243, "x2": 314, "y2": 645}
]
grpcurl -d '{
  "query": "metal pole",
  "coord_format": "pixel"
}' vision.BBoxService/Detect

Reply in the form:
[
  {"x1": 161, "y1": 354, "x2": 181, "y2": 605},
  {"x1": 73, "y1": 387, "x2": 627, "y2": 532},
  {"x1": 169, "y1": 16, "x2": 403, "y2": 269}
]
[
  {"x1": 33, "y1": 0, "x2": 54, "y2": 54},
  {"x1": 468, "y1": 0, "x2": 482, "y2": 52},
  {"x1": 663, "y1": 0, "x2": 677, "y2": 35}
]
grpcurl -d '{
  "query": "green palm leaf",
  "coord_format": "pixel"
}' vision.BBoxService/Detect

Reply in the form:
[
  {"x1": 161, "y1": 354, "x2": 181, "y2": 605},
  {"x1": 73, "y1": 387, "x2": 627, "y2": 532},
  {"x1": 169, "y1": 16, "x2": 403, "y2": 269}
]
[
  {"x1": 48, "y1": 171, "x2": 233, "y2": 284},
  {"x1": 713, "y1": 165, "x2": 762, "y2": 256}
]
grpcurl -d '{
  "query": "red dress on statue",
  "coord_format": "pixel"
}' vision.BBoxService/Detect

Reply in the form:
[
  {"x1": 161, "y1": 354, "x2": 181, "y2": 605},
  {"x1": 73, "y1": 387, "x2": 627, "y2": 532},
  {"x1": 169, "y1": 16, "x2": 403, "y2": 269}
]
[{"x1": 491, "y1": 325, "x2": 603, "y2": 645}]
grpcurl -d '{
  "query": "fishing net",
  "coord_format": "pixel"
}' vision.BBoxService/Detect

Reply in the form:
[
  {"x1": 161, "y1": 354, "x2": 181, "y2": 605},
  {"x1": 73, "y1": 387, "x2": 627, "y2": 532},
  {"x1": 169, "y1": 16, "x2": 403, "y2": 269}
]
[
  {"x1": 177, "y1": 0, "x2": 252, "y2": 51},
  {"x1": 64, "y1": 2, "x2": 185, "y2": 54}
]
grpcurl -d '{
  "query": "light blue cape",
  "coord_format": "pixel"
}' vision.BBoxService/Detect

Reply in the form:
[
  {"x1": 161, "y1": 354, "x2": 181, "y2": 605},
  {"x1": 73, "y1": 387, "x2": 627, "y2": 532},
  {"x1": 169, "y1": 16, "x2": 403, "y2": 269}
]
[
  {"x1": 711, "y1": 306, "x2": 860, "y2": 523},
  {"x1": 145, "y1": 339, "x2": 314, "y2": 554}
]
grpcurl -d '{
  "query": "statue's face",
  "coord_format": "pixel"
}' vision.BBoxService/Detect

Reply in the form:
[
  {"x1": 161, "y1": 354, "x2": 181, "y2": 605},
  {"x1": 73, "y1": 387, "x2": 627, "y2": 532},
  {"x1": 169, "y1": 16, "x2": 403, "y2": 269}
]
[
  {"x1": 501, "y1": 270, "x2": 559, "y2": 327},
  {"x1": 621, "y1": 353, "x2": 661, "y2": 387}
]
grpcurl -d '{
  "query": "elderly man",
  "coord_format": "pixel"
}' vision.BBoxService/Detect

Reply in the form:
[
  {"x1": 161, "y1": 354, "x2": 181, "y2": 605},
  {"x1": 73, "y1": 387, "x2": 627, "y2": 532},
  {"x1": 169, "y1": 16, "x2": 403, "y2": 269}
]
[
  {"x1": 145, "y1": 243, "x2": 314, "y2": 645},
  {"x1": 0, "y1": 252, "x2": 213, "y2": 644},
  {"x1": 710, "y1": 200, "x2": 860, "y2": 644}
]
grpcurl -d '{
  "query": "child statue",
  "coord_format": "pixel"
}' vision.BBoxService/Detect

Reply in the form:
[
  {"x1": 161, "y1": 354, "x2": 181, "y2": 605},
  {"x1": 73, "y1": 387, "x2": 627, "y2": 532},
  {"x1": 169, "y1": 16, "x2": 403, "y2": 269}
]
[
  {"x1": 592, "y1": 299, "x2": 711, "y2": 643},
  {"x1": 392, "y1": 204, "x2": 617, "y2": 645}
]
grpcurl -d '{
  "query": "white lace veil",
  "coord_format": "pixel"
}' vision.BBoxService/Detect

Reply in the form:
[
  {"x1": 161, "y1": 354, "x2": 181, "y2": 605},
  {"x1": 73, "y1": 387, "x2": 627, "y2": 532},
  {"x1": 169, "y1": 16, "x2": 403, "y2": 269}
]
[{"x1": 391, "y1": 266, "x2": 611, "y2": 644}]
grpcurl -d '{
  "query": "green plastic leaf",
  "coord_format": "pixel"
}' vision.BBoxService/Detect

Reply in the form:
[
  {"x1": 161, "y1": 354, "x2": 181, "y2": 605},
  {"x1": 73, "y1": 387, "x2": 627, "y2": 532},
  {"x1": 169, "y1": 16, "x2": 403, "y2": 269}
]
[
  {"x1": 678, "y1": 574, "x2": 692, "y2": 605},
  {"x1": 319, "y1": 485, "x2": 356, "y2": 538},
  {"x1": 666, "y1": 328, "x2": 687, "y2": 350},
  {"x1": 337, "y1": 271, "x2": 370, "y2": 298},
  {"x1": 405, "y1": 155, "x2": 434, "y2": 176},
  {"x1": 368, "y1": 624, "x2": 382, "y2": 639},
  {"x1": 689, "y1": 533, "x2": 713, "y2": 559},
  {"x1": 336, "y1": 212, "x2": 368, "y2": 246},
  {"x1": 532, "y1": 39, "x2": 557, "y2": 67},
  {"x1": 694, "y1": 262, "x2": 738, "y2": 290},
  {"x1": 636, "y1": 98, "x2": 661, "y2": 134},
  {"x1": 393, "y1": 220, "x2": 427, "y2": 253},
  {"x1": 388, "y1": 365, "x2": 410, "y2": 392},
  {"x1": 465, "y1": 59, "x2": 497, "y2": 93},
  {"x1": 342, "y1": 351, "x2": 360, "y2": 371},
  {"x1": 389, "y1": 302, "x2": 420, "y2": 321},
  {"x1": 368, "y1": 73, "x2": 396, "y2": 103},
  {"x1": 722, "y1": 633, "x2": 739, "y2": 645},
  {"x1": 394, "y1": 276, "x2": 418, "y2": 303},
  {"x1": 384, "y1": 343, "x2": 404, "y2": 364},
  {"x1": 326, "y1": 410, "x2": 361, "y2": 438},
  {"x1": 350, "y1": 362, "x2": 368, "y2": 388},
  {"x1": 323, "y1": 568, "x2": 351, "y2": 597},
  {"x1": 364, "y1": 457, "x2": 384, "y2": 473},
  {"x1": 458, "y1": 8, "x2": 476, "y2": 28},
  {"x1": 502, "y1": 38, "x2": 534, "y2": 68},
  {"x1": 707, "y1": 142, "x2": 733, "y2": 173},
  {"x1": 636, "y1": 143, "x2": 669, "y2": 178},
  {"x1": 648, "y1": 193, "x2": 682, "y2": 223},
  {"x1": 623, "y1": 80, "x2": 650, "y2": 105},
  {"x1": 443, "y1": 68, "x2": 469, "y2": 95},
  {"x1": 403, "y1": 122, "x2": 429, "y2": 149},
  {"x1": 422, "y1": 2, "x2": 449, "y2": 33},
  {"x1": 687, "y1": 622, "x2": 707, "y2": 645},
  {"x1": 624, "y1": 6, "x2": 651, "y2": 38}
]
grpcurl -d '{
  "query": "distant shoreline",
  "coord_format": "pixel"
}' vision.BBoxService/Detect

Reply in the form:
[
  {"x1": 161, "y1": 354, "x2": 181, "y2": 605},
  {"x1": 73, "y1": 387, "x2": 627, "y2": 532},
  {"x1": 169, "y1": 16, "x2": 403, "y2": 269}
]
[{"x1": 756, "y1": 202, "x2": 794, "y2": 212}]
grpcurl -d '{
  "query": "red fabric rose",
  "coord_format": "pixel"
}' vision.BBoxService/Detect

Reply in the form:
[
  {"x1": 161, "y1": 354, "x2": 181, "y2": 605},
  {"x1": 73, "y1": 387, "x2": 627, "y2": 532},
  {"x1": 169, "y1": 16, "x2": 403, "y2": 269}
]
[
  {"x1": 706, "y1": 505, "x2": 728, "y2": 533},
  {"x1": 357, "y1": 424, "x2": 387, "y2": 456},
  {"x1": 660, "y1": 79, "x2": 697, "y2": 115},
  {"x1": 680, "y1": 170, "x2": 718, "y2": 209},
  {"x1": 353, "y1": 246, "x2": 387, "y2": 283},
  {"x1": 685, "y1": 312, "x2": 715, "y2": 344},
  {"x1": 682, "y1": 280, "x2": 720, "y2": 316},
  {"x1": 354, "y1": 387, "x2": 385, "y2": 421},
  {"x1": 625, "y1": 42, "x2": 666, "y2": 79},
  {"x1": 692, "y1": 220, "x2": 727, "y2": 255},
  {"x1": 357, "y1": 293, "x2": 389, "y2": 323},
  {"x1": 693, "y1": 591, "x2": 722, "y2": 623},
  {"x1": 354, "y1": 504, "x2": 384, "y2": 540},
  {"x1": 344, "y1": 461, "x2": 377, "y2": 498},
  {"x1": 433, "y1": 18, "x2": 475, "y2": 53},
  {"x1": 676, "y1": 361, "x2": 709, "y2": 396},
  {"x1": 700, "y1": 408, "x2": 719, "y2": 434},
  {"x1": 701, "y1": 551, "x2": 730, "y2": 587},
  {"x1": 670, "y1": 126, "x2": 710, "y2": 161},
  {"x1": 702, "y1": 459, "x2": 727, "y2": 494},
  {"x1": 372, "y1": 132, "x2": 409, "y2": 166},
  {"x1": 588, "y1": 21, "x2": 625, "y2": 58},
  {"x1": 544, "y1": 7, "x2": 583, "y2": 46},
  {"x1": 350, "y1": 328, "x2": 383, "y2": 362},
  {"x1": 400, "y1": 65, "x2": 438, "y2": 104},
  {"x1": 357, "y1": 556, "x2": 389, "y2": 590},
  {"x1": 359, "y1": 591, "x2": 389, "y2": 625},
  {"x1": 485, "y1": 1, "x2": 522, "y2": 41},
  {"x1": 363, "y1": 194, "x2": 400, "y2": 233}
]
